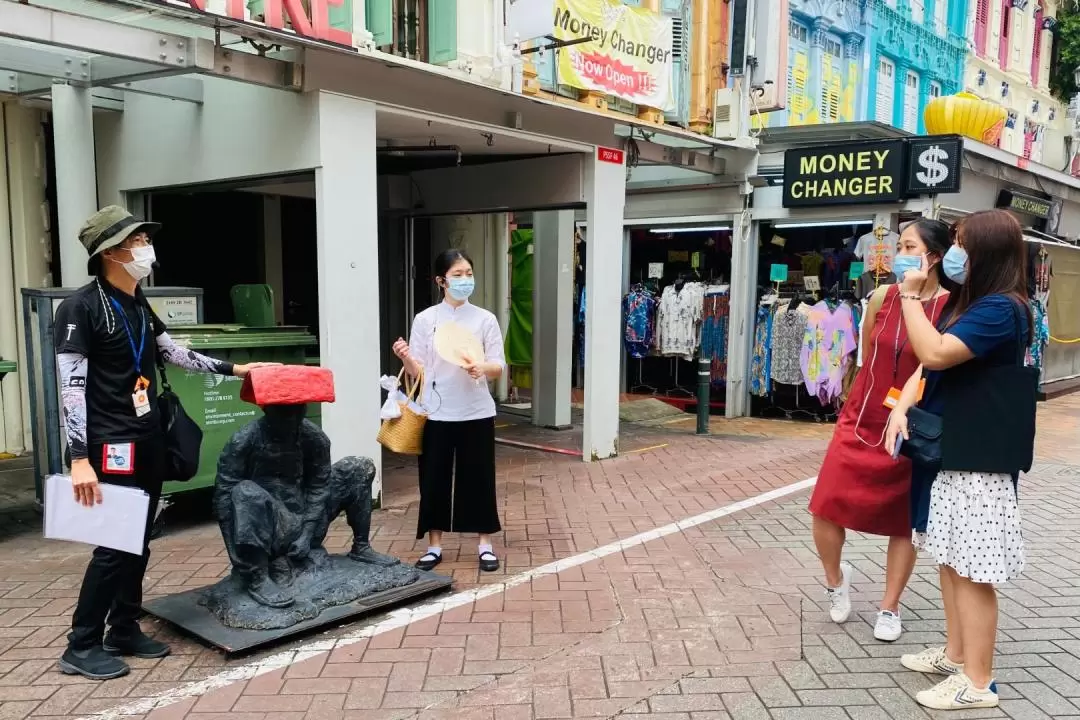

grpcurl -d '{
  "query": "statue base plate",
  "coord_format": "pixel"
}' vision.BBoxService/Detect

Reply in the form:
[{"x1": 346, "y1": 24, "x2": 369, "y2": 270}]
[{"x1": 143, "y1": 569, "x2": 453, "y2": 655}]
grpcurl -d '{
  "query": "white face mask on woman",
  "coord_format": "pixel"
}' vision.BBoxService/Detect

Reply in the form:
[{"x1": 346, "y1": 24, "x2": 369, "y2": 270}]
[{"x1": 113, "y1": 245, "x2": 156, "y2": 281}]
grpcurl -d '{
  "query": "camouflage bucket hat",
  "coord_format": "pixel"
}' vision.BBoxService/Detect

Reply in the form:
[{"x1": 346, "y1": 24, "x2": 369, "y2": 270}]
[{"x1": 79, "y1": 205, "x2": 161, "y2": 258}]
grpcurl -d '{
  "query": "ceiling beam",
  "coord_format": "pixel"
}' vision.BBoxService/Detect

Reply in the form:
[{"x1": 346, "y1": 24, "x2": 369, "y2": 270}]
[{"x1": 631, "y1": 139, "x2": 727, "y2": 175}]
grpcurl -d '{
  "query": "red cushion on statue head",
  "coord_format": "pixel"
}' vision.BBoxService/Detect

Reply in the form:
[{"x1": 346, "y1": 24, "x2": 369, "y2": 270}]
[{"x1": 240, "y1": 366, "x2": 336, "y2": 406}]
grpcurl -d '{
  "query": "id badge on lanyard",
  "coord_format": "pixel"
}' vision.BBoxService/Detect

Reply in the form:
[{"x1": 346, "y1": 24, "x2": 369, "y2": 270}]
[
  {"x1": 883, "y1": 381, "x2": 925, "y2": 410},
  {"x1": 110, "y1": 298, "x2": 151, "y2": 417}
]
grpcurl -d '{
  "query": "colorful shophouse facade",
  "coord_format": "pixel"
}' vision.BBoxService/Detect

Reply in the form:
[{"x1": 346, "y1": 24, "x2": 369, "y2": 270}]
[
  {"x1": 960, "y1": 0, "x2": 1065, "y2": 164},
  {"x1": 772, "y1": 0, "x2": 967, "y2": 131},
  {"x1": 863, "y1": 0, "x2": 968, "y2": 132}
]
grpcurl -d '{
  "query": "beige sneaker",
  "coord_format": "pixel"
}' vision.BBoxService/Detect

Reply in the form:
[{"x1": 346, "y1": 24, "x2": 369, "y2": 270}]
[
  {"x1": 915, "y1": 673, "x2": 999, "y2": 710},
  {"x1": 900, "y1": 646, "x2": 964, "y2": 675}
]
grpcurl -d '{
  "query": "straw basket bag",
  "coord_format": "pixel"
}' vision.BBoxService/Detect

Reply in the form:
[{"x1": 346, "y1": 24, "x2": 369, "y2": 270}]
[{"x1": 377, "y1": 368, "x2": 428, "y2": 455}]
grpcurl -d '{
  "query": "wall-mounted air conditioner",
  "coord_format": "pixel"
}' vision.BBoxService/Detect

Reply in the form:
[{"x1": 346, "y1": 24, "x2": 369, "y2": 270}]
[{"x1": 713, "y1": 89, "x2": 741, "y2": 141}]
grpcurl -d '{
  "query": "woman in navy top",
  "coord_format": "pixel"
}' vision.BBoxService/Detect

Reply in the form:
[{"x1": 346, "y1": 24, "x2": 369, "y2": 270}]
[{"x1": 885, "y1": 210, "x2": 1031, "y2": 711}]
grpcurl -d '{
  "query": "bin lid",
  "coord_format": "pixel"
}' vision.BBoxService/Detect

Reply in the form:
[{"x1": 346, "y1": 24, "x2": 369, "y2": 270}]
[
  {"x1": 0, "y1": 360, "x2": 16, "y2": 373},
  {"x1": 166, "y1": 324, "x2": 317, "y2": 349}
]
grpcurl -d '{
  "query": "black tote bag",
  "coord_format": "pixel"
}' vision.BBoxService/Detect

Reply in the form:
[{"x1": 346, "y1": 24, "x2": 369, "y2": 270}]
[
  {"x1": 155, "y1": 354, "x2": 203, "y2": 481},
  {"x1": 940, "y1": 300, "x2": 1037, "y2": 475}
]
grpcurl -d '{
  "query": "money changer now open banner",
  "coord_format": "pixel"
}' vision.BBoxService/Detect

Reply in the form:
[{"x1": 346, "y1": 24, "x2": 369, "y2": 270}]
[{"x1": 553, "y1": 0, "x2": 674, "y2": 111}]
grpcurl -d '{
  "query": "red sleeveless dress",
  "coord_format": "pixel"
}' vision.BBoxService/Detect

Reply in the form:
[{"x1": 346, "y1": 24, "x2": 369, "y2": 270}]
[{"x1": 809, "y1": 285, "x2": 948, "y2": 537}]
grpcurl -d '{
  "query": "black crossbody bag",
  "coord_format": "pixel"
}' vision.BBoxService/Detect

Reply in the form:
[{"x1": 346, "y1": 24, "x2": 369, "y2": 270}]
[
  {"x1": 898, "y1": 404, "x2": 942, "y2": 467},
  {"x1": 940, "y1": 300, "x2": 1037, "y2": 474},
  {"x1": 153, "y1": 340, "x2": 203, "y2": 482}
]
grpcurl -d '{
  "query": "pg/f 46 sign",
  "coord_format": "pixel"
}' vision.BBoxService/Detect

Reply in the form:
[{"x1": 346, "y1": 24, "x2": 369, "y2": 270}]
[{"x1": 597, "y1": 147, "x2": 625, "y2": 165}]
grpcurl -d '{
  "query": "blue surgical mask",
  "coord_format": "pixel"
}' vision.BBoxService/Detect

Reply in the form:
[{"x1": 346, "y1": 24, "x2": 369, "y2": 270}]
[
  {"x1": 891, "y1": 254, "x2": 923, "y2": 279},
  {"x1": 943, "y1": 245, "x2": 968, "y2": 284},
  {"x1": 446, "y1": 276, "x2": 475, "y2": 301}
]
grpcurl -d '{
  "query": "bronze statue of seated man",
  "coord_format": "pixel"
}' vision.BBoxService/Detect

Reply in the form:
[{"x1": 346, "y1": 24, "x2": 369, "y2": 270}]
[{"x1": 213, "y1": 374, "x2": 397, "y2": 609}]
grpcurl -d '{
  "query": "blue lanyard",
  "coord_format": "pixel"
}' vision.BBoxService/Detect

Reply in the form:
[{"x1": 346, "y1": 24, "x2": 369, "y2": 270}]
[{"x1": 109, "y1": 297, "x2": 146, "y2": 374}]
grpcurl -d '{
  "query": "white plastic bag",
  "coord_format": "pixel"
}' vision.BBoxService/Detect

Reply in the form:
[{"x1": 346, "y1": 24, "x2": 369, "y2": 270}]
[
  {"x1": 379, "y1": 373, "x2": 429, "y2": 419},
  {"x1": 380, "y1": 394, "x2": 403, "y2": 420},
  {"x1": 379, "y1": 375, "x2": 403, "y2": 420}
]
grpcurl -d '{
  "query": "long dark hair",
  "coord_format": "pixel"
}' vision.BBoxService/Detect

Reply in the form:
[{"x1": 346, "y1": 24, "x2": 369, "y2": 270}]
[
  {"x1": 946, "y1": 209, "x2": 1031, "y2": 342},
  {"x1": 906, "y1": 218, "x2": 956, "y2": 295}
]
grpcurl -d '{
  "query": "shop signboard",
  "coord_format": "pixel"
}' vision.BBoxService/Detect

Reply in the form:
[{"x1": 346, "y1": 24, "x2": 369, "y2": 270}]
[
  {"x1": 552, "y1": 0, "x2": 675, "y2": 112},
  {"x1": 997, "y1": 189, "x2": 1054, "y2": 219},
  {"x1": 783, "y1": 135, "x2": 965, "y2": 208},
  {"x1": 783, "y1": 140, "x2": 906, "y2": 207},
  {"x1": 904, "y1": 136, "x2": 963, "y2": 196}
]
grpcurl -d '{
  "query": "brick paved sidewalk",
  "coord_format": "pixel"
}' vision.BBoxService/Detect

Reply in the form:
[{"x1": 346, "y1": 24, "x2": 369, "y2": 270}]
[{"x1": 2, "y1": 397, "x2": 1079, "y2": 720}]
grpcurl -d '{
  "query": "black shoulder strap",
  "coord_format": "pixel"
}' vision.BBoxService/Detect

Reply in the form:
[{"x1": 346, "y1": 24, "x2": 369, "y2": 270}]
[{"x1": 1011, "y1": 299, "x2": 1027, "y2": 368}]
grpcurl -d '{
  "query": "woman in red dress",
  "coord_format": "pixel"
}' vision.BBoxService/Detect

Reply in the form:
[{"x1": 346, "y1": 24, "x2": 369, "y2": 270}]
[{"x1": 810, "y1": 219, "x2": 953, "y2": 643}]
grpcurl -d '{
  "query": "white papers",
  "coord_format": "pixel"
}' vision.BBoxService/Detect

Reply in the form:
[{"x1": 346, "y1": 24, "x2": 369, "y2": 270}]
[{"x1": 44, "y1": 475, "x2": 150, "y2": 555}]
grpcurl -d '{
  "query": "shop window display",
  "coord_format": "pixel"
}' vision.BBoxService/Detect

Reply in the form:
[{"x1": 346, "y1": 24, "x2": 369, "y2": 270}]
[
  {"x1": 620, "y1": 227, "x2": 732, "y2": 404},
  {"x1": 750, "y1": 220, "x2": 905, "y2": 421}
]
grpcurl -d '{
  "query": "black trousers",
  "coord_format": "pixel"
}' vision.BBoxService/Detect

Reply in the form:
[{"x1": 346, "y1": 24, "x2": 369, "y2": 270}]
[
  {"x1": 416, "y1": 418, "x2": 500, "y2": 540},
  {"x1": 69, "y1": 436, "x2": 164, "y2": 650}
]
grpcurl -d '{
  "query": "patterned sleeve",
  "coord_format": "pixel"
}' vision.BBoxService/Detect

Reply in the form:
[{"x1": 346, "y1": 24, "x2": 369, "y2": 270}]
[
  {"x1": 156, "y1": 333, "x2": 235, "y2": 376},
  {"x1": 57, "y1": 352, "x2": 89, "y2": 460}
]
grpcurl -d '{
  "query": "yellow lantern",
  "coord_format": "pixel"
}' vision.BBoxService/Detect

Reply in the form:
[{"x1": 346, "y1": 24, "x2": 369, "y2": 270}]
[{"x1": 924, "y1": 92, "x2": 1008, "y2": 145}]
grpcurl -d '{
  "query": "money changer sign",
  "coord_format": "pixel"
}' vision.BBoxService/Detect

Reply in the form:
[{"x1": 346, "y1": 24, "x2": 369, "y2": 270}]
[
  {"x1": 904, "y1": 136, "x2": 964, "y2": 196},
  {"x1": 782, "y1": 136, "x2": 964, "y2": 208},
  {"x1": 552, "y1": 0, "x2": 675, "y2": 112}
]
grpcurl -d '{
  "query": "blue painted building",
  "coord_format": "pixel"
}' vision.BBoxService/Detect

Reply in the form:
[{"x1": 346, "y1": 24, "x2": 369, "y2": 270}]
[
  {"x1": 779, "y1": 0, "x2": 867, "y2": 126},
  {"x1": 771, "y1": 0, "x2": 967, "y2": 132},
  {"x1": 863, "y1": 0, "x2": 968, "y2": 133}
]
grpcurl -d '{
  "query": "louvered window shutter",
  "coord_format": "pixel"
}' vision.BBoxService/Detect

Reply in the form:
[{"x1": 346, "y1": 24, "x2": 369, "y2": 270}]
[{"x1": 975, "y1": 0, "x2": 989, "y2": 55}]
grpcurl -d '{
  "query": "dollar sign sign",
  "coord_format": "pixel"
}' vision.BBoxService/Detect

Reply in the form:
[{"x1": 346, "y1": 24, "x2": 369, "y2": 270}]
[{"x1": 915, "y1": 146, "x2": 949, "y2": 188}]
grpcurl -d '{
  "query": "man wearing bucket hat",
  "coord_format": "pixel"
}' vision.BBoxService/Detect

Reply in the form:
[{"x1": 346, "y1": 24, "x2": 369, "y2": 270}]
[{"x1": 53, "y1": 206, "x2": 274, "y2": 680}]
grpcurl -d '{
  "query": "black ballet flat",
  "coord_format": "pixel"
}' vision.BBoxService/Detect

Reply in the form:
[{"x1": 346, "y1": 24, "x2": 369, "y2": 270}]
[{"x1": 415, "y1": 552, "x2": 442, "y2": 571}]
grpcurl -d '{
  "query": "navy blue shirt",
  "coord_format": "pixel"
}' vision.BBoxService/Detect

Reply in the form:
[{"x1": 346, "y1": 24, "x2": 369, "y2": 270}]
[{"x1": 920, "y1": 294, "x2": 1028, "y2": 415}]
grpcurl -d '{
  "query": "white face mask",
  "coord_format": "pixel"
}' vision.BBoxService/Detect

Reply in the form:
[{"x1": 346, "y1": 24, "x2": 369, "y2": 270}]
[{"x1": 115, "y1": 245, "x2": 156, "y2": 281}]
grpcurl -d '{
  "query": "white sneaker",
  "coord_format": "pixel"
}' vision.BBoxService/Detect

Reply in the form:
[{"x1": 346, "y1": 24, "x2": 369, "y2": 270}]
[
  {"x1": 874, "y1": 610, "x2": 902, "y2": 642},
  {"x1": 900, "y1": 646, "x2": 964, "y2": 675},
  {"x1": 825, "y1": 562, "x2": 852, "y2": 623},
  {"x1": 915, "y1": 673, "x2": 999, "y2": 710}
]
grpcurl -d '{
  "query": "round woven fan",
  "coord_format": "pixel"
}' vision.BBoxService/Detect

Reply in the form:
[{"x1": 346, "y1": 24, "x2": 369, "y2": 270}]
[{"x1": 434, "y1": 322, "x2": 485, "y2": 368}]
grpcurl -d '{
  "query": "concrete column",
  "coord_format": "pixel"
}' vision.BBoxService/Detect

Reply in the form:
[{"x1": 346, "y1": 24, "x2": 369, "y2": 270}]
[
  {"x1": 725, "y1": 211, "x2": 756, "y2": 418},
  {"x1": 0, "y1": 110, "x2": 16, "y2": 453},
  {"x1": 531, "y1": 210, "x2": 574, "y2": 429},
  {"x1": 51, "y1": 84, "x2": 96, "y2": 287},
  {"x1": 314, "y1": 92, "x2": 383, "y2": 497},
  {"x1": 582, "y1": 150, "x2": 626, "y2": 460},
  {"x1": 262, "y1": 195, "x2": 284, "y2": 324}
]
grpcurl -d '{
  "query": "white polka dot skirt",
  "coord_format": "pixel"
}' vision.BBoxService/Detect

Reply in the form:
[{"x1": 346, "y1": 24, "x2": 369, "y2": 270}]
[{"x1": 923, "y1": 471, "x2": 1025, "y2": 584}]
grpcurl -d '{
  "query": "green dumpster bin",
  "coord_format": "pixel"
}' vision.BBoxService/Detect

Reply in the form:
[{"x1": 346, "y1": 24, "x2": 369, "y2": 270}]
[{"x1": 156, "y1": 325, "x2": 318, "y2": 496}]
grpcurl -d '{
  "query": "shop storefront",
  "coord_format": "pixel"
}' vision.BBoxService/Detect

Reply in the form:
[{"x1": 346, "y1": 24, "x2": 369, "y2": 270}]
[
  {"x1": 566, "y1": 180, "x2": 751, "y2": 418},
  {"x1": 0, "y1": 0, "x2": 756, "y2": 477},
  {"x1": 737, "y1": 132, "x2": 964, "y2": 419}
]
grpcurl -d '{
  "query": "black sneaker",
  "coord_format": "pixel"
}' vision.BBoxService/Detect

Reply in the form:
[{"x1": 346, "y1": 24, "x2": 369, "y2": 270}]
[
  {"x1": 59, "y1": 646, "x2": 131, "y2": 680},
  {"x1": 103, "y1": 629, "x2": 171, "y2": 659}
]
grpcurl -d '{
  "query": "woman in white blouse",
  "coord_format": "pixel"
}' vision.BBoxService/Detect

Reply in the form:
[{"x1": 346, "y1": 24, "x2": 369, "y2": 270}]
[{"x1": 392, "y1": 249, "x2": 506, "y2": 573}]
